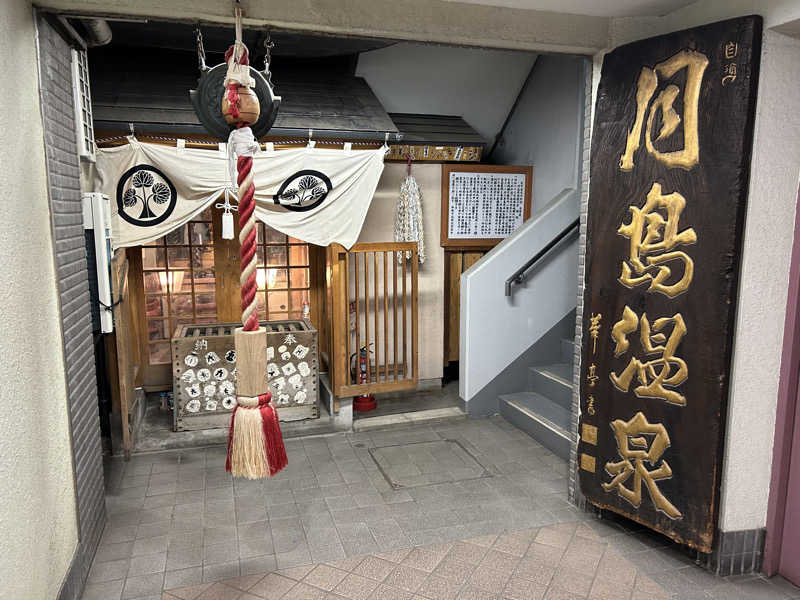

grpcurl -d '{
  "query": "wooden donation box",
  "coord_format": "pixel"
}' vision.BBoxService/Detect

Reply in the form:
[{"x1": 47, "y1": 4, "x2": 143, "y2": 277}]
[
  {"x1": 172, "y1": 319, "x2": 319, "y2": 431},
  {"x1": 578, "y1": 16, "x2": 761, "y2": 552}
]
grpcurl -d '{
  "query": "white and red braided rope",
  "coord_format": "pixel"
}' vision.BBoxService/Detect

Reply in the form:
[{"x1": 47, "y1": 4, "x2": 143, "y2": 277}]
[{"x1": 236, "y1": 149, "x2": 259, "y2": 332}]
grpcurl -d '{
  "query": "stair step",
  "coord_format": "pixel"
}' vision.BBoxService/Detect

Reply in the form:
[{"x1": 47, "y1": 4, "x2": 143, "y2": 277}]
[
  {"x1": 560, "y1": 338, "x2": 575, "y2": 364},
  {"x1": 499, "y1": 392, "x2": 571, "y2": 460},
  {"x1": 528, "y1": 363, "x2": 573, "y2": 411}
]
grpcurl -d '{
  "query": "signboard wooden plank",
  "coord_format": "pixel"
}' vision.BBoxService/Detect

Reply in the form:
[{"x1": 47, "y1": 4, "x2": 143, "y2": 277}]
[{"x1": 578, "y1": 16, "x2": 762, "y2": 552}]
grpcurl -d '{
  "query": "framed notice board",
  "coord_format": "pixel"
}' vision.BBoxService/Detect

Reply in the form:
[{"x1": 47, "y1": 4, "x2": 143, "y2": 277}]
[{"x1": 440, "y1": 164, "x2": 532, "y2": 248}]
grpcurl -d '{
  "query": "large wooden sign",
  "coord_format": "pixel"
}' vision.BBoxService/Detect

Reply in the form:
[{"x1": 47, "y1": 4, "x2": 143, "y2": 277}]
[{"x1": 578, "y1": 17, "x2": 761, "y2": 552}]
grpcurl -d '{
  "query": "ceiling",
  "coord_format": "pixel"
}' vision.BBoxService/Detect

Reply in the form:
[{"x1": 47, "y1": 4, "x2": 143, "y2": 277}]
[{"x1": 440, "y1": 0, "x2": 697, "y2": 17}]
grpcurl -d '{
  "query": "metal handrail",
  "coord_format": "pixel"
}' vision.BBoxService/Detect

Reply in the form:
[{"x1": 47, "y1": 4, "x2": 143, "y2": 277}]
[{"x1": 504, "y1": 218, "x2": 580, "y2": 296}]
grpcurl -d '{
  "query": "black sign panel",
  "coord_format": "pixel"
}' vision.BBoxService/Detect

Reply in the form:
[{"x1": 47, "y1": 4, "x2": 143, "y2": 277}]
[{"x1": 578, "y1": 16, "x2": 761, "y2": 552}]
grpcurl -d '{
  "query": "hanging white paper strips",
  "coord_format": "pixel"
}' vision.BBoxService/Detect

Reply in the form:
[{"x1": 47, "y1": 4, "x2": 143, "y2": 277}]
[
  {"x1": 393, "y1": 174, "x2": 425, "y2": 264},
  {"x1": 95, "y1": 137, "x2": 385, "y2": 248}
]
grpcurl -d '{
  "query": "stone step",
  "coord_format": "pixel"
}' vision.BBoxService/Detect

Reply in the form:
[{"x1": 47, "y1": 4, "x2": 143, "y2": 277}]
[
  {"x1": 498, "y1": 391, "x2": 571, "y2": 460},
  {"x1": 353, "y1": 406, "x2": 467, "y2": 432},
  {"x1": 528, "y1": 363, "x2": 573, "y2": 411}
]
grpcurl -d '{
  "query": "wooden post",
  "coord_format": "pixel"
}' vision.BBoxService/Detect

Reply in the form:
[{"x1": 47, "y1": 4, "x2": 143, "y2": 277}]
[{"x1": 234, "y1": 328, "x2": 268, "y2": 396}]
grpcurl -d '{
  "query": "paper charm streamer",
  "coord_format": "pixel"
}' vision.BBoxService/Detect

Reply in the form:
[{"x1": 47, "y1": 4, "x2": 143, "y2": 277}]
[{"x1": 393, "y1": 154, "x2": 425, "y2": 264}]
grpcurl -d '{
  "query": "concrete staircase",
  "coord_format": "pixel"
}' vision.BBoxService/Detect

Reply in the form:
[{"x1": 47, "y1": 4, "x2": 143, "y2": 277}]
[{"x1": 499, "y1": 337, "x2": 573, "y2": 460}]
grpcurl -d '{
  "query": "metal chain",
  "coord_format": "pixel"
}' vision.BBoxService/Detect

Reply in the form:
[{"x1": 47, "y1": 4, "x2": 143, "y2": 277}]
[
  {"x1": 195, "y1": 27, "x2": 207, "y2": 71},
  {"x1": 263, "y1": 32, "x2": 274, "y2": 75}
]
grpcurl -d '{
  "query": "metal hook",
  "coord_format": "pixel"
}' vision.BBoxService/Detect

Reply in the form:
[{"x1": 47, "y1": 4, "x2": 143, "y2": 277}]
[{"x1": 128, "y1": 122, "x2": 135, "y2": 136}]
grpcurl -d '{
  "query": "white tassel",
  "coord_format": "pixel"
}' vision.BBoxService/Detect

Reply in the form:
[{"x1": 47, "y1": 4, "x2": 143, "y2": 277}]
[{"x1": 222, "y1": 210, "x2": 234, "y2": 240}]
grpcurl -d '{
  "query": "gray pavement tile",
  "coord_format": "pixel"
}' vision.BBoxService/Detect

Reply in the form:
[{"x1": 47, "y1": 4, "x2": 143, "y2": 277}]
[
  {"x1": 310, "y1": 542, "x2": 348, "y2": 563},
  {"x1": 164, "y1": 567, "x2": 204, "y2": 589},
  {"x1": 202, "y1": 560, "x2": 240, "y2": 583},
  {"x1": 127, "y1": 552, "x2": 167, "y2": 577},
  {"x1": 276, "y1": 546, "x2": 313, "y2": 569},
  {"x1": 166, "y1": 547, "x2": 204, "y2": 571},
  {"x1": 98, "y1": 541, "x2": 136, "y2": 562},
  {"x1": 240, "y1": 537, "x2": 275, "y2": 559},
  {"x1": 88, "y1": 558, "x2": 130, "y2": 583},
  {"x1": 122, "y1": 573, "x2": 165, "y2": 600},
  {"x1": 82, "y1": 579, "x2": 125, "y2": 600},
  {"x1": 239, "y1": 554, "x2": 278, "y2": 576},
  {"x1": 132, "y1": 535, "x2": 169, "y2": 556},
  {"x1": 204, "y1": 540, "x2": 240, "y2": 565}
]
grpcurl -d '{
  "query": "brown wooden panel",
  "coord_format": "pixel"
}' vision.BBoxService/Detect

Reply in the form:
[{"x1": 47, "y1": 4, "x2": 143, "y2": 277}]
[
  {"x1": 308, "y1": 244, "x2": 327, "y2": 364},
  {"x1": 463, "y1": 252, "x2": 482, "y2": 270},
  {"x1": 393, "y1": 252, "x2": 399, "y2": 381},
  {"x1": 126, "y1": 247, "x2": 146, "y2": 387},
  {"x1": 383, "y1": 251, "x2": 389, "y2": 380},
  {"x1": 578, "y1": 16, "x2": 762, "y2": 552},
  {"x1": 446, "y1": 252, "x2": 463, "y2": 363},
  {"x1": 373, "y1": 251, "x2": 380, "y2": 381},
  {"x1": 213, "y1": 205, "x2": 242, "y2": 323},
  {"x1": 110, "y1": 250, "x2": 134, "y2": 457}
]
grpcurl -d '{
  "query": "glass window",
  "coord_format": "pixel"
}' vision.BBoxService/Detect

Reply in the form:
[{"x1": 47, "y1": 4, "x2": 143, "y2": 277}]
[
  {"x1": 141, "y1": 219, "x2": 311, "y2": 364},
  {"x1": 142, "y1": 214, "x2": 216, "y2": 364},
  {"x1": 256, "y1": 223, "x2": 311, "y2": 321}
]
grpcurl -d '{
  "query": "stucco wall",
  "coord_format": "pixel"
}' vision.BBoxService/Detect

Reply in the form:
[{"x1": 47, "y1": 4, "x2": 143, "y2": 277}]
[
  {"x1": 0, "y1": 1, "x2": 80, "y2": 599},
  {"x1": 357, "y1": 163, "x2": 444, "y2": 382},
  {"x1": 356, "y1": 43, "x2": 536, "y2": 143},
  {"x1": 491, "y1": 53, "x2": 585, "y2": 214},
  {"x1": 595, "y1": 7, "x2": 800, "y2": 533},
  {"x1": 717, "y1": 29, "x2": 800, "y2": 533}
]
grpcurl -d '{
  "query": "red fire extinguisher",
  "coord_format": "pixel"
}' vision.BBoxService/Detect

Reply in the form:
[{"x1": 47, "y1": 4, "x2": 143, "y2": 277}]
[{"x1": 351, "y1": 345, "x2": 376, "y2": 412}]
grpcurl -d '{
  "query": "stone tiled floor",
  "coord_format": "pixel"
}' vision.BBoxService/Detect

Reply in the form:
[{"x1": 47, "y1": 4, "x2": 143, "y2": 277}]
[{"x1": 85, "y1": 416, "x2": 800, "y2": 600}]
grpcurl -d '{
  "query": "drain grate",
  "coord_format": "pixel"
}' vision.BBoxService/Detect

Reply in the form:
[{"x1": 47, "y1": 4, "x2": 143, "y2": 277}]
[{"x1": 368, "y1": 439, "x2": 491, "y2": 489}]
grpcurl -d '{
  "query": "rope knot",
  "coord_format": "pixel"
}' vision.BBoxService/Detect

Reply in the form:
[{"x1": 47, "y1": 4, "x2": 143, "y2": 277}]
[{"x1": 236, "y1": 393, "x2": 271, "y2": 410}]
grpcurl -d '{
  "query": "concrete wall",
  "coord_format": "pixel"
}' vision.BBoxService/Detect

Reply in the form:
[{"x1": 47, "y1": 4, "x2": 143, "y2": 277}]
[
  {"x1": 0, "y1": 2, "x2": 80, "y2": 599},
  {"x1": 356, "y1": 43, "x2": 537, "y2": 143},
  {"x1": 460, "y1": 190, "x2": 579, "y2": 404},
  {"x1": 594, "y1": 5, "x2": 800, "y2": 535},
  {"x1": 35, "y1": 0, "x2": 609, "y2": 55},
  {"x1": 357, "y1": 163, "x2": 444, "y2": 382},
  {"x1": 492, "y1": 53, "x2": 585, "y2": 214}
]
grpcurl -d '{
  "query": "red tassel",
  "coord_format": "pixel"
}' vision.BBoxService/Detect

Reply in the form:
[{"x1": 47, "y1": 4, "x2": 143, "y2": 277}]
[
  {"x1": 225, "y1": 404, "x2": 238, "y2": 473},
  {"x1": 259, "y1": 393, "x2": 288, "y2": 476}
]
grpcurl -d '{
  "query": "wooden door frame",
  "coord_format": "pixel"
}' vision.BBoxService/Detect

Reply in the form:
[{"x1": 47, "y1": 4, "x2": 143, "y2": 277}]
[
  {"x1": 764, "y1": 186, "x2": 800, "y2": 575},
  {"x1": 329, "y1": 242, "x2": 419, "y2": 399},
  {"x1": 442, "y1": 249, "x2": 488, "y2": 367}
]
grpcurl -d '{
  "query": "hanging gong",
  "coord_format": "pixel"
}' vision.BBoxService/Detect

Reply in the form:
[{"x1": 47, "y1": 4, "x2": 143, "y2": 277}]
[{"x1": 190, "y1": 62, "x2": 281, "y2": 141}]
